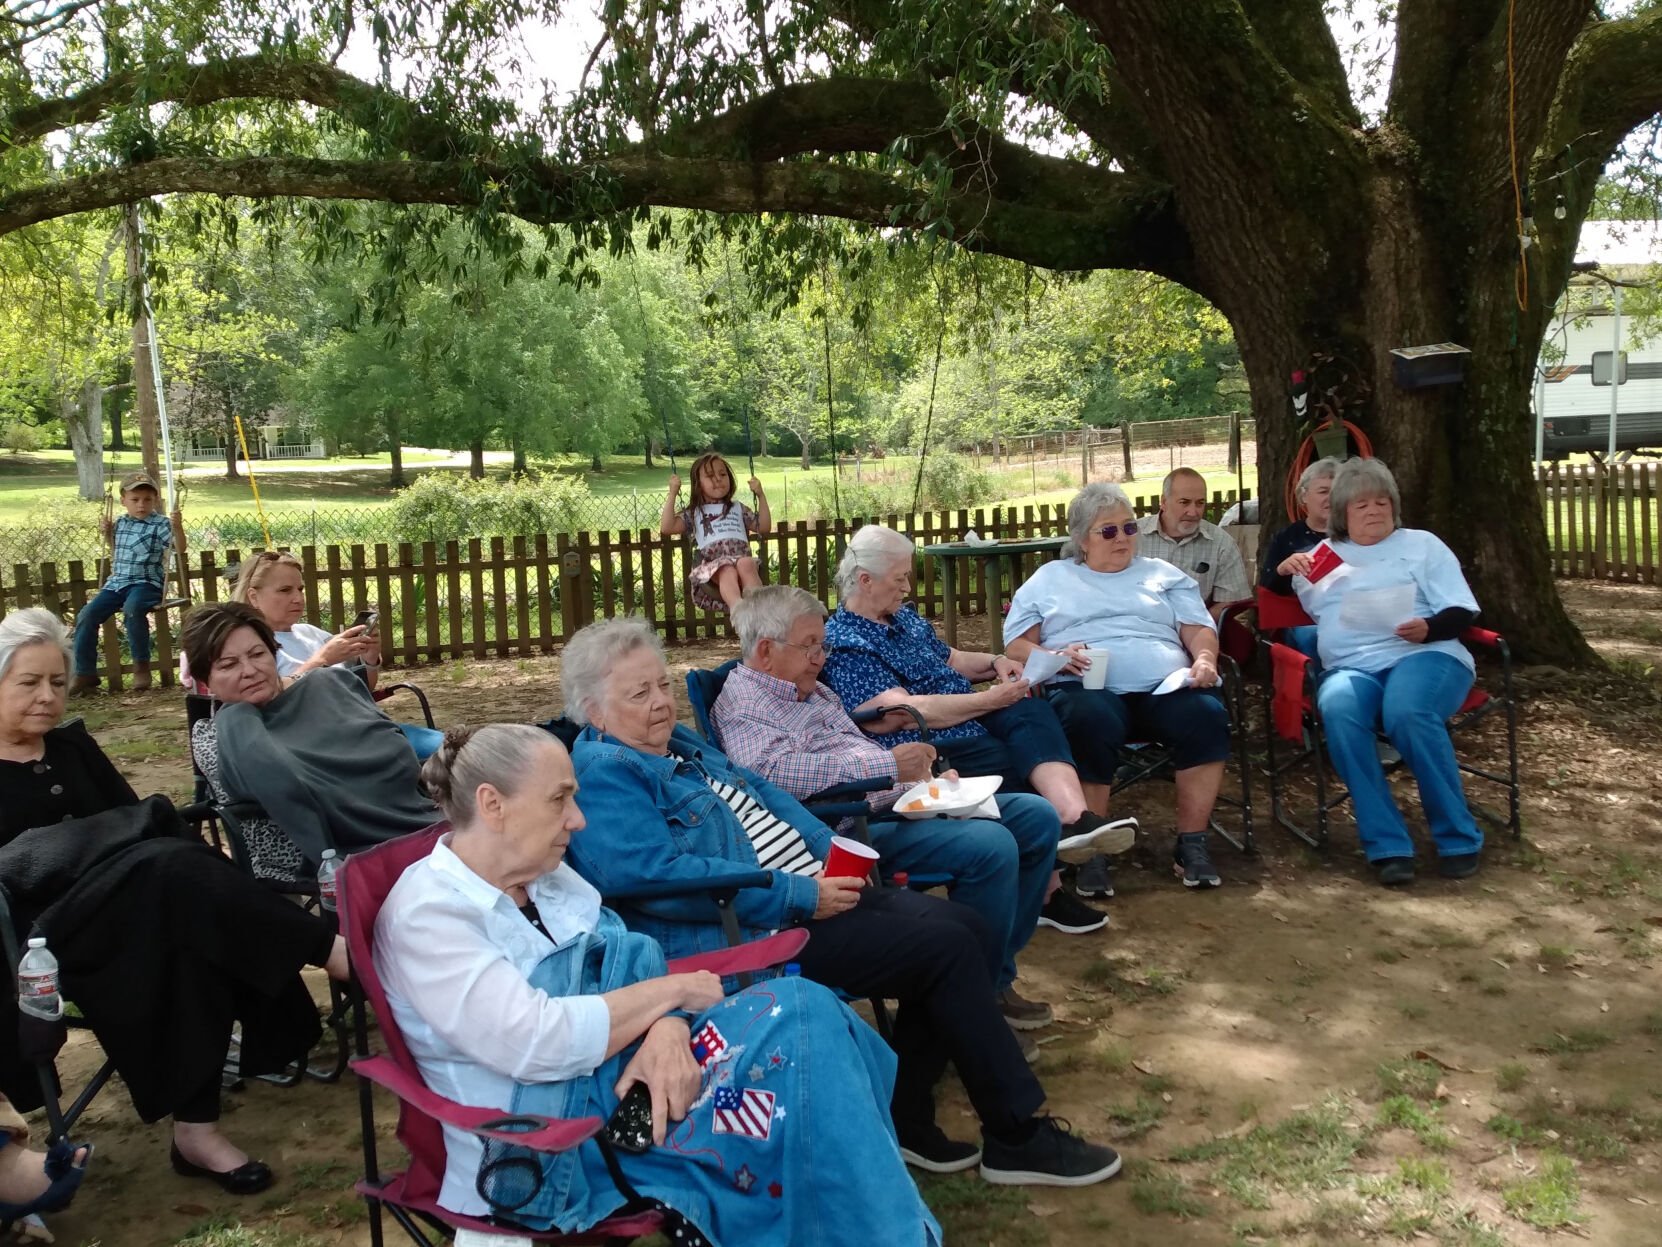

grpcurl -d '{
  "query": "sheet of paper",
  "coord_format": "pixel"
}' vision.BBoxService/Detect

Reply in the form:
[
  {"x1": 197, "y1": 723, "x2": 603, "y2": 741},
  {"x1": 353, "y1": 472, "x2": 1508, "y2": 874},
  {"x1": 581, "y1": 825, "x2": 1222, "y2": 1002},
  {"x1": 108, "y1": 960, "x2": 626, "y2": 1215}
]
[
  {"x1": 1020, "y1": 649, "x2": 1071, "y2": 686},
  {"x1": 1153, "y1": 668, "x2": 1195, "y2": 696},
  {"x1": 1338, "y1": 582, "x2": 1417, "y2": 632}
]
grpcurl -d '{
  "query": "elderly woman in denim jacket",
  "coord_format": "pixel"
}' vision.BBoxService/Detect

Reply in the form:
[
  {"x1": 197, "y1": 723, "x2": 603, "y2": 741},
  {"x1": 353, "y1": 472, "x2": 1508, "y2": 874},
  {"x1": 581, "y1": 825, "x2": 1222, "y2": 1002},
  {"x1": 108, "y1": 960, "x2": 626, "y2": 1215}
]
[
  {"x1": 562, "y1": 617, "x2": 1121, "y2": 1188},
  {"x1": 375, "y1": 723, "x2": 934, "y2": 1244}
]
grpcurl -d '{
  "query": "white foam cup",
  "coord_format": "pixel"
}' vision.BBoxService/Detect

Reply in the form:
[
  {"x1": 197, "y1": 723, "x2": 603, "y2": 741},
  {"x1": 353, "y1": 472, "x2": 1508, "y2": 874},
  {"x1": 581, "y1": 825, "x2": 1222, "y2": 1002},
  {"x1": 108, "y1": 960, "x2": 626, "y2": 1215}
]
[{"x1": 1081, "y1": 648, "x2": 1110, "y2": 691}]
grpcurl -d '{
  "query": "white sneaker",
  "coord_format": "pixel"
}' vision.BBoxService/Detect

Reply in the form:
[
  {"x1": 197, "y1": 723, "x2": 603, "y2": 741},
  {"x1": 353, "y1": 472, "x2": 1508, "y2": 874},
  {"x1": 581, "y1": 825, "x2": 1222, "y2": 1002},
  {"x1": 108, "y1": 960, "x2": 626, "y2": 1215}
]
[{"x1": 1056, "y1": 816, "x2": 1138, "y2": 864}]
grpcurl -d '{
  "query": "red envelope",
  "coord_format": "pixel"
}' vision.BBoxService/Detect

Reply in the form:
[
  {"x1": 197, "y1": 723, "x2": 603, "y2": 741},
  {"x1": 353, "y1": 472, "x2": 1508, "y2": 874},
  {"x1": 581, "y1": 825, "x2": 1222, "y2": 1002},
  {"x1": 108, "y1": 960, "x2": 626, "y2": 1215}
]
[{"x1": 1305, "y1": 541, "x2": 1343, "y2": 583}]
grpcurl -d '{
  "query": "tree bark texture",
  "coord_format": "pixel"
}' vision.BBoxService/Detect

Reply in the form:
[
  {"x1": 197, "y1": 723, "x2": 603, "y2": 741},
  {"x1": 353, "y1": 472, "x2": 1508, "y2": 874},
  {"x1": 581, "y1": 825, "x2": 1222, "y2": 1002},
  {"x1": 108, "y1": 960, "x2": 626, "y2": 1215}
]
[
  {"x1": 63, "y1": 383, "x2": 103, "y2": 500},
  {"x1": 469, "y1": 439, "x2": 486, "y2": 480},
  {"x1": 389, "y1": 413, "x2": 405, "y2": 489}
]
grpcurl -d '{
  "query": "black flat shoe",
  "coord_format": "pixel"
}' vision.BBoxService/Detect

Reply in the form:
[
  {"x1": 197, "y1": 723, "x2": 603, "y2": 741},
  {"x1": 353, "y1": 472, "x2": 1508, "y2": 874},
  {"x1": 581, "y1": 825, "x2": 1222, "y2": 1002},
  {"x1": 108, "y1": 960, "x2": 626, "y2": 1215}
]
[
  {"x1": 1374, "y1": 857, "x2": 1416, "y2": 887},
  {"x1": 1437, "y1": 853, "x2": 1481, "y2": 880},
  {"x1": 170, "y1": 1142, "x2": 274, "y2": 1195}
]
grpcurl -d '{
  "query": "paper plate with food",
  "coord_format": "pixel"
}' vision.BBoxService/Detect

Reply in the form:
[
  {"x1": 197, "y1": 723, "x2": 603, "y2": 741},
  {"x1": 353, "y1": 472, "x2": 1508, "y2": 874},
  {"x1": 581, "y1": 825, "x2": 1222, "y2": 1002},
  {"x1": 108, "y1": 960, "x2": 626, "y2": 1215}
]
[{"x1": 894, "y1": 774, "x2": 1003, "y2": 819}]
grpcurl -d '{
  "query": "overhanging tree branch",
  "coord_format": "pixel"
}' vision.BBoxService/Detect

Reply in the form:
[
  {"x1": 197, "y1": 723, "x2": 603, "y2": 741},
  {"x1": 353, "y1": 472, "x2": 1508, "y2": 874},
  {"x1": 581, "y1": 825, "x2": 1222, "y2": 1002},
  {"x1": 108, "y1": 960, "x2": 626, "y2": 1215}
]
[
  {"x1": 1, "y1": 53, "x2": 482, "y2": 161},
  {"x1": 0, "y1": 152, "x2": 1188, "y2": 276}
]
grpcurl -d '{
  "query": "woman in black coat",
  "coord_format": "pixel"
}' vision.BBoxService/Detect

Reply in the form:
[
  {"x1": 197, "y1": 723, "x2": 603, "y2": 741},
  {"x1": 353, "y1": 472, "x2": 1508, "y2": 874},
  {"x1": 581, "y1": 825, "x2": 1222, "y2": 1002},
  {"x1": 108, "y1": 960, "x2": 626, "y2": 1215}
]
[{"x1": 0, "y1": 608, "x2": 347, "y2": 1197}]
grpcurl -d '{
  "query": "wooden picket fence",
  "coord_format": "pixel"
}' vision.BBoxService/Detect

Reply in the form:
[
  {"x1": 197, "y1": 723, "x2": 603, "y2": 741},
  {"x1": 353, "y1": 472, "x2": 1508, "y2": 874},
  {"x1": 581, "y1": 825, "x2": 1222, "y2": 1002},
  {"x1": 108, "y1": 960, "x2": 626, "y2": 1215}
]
[
  {"x1": 1536, "y1": 462, "x2": 1661, "y2": 584},
  {"x1": 0, "y1": 491, "x2": 1248, "y2": 689},
  {"x1": 18, "y1": 467, "x2": 1662, "y2": 691}
]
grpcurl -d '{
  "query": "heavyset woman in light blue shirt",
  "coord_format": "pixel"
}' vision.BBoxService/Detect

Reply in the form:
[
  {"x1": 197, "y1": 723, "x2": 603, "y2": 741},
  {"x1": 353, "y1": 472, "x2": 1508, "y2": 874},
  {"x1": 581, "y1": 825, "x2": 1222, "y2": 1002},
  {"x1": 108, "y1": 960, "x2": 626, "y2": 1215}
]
[
  {"x1": 1004, "y1": 482, "x2": 1233, "y2": 891},
  {"x1": 1288, "y1": 458, "x2": 1483, "y2": 886}
]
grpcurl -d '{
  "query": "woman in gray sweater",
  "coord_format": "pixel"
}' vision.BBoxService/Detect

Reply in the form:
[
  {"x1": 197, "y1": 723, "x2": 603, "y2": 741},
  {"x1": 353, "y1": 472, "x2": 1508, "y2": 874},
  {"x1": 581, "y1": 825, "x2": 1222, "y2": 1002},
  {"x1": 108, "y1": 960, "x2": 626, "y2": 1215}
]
[{"x1": 181, "y1": 603, "x2": 440, "y2": 870}]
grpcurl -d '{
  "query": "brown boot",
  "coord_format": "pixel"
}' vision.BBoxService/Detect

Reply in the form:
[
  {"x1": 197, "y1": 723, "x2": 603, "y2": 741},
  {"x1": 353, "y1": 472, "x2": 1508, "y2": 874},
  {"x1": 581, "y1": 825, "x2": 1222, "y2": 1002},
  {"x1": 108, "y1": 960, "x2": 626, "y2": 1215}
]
[
  {"x1": 69, "y1": 674, "x2": 100, "y2": 696},
  {"x1": 130, "y1": 662, "x2": 153, "y2": 692}
]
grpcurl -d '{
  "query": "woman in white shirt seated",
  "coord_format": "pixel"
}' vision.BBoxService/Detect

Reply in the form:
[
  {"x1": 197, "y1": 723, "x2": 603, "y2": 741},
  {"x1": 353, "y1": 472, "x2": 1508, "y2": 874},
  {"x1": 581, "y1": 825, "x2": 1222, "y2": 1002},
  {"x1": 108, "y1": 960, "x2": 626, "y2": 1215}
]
[
  {"x1": 1285, "y1": 458, "x2": 1483, "y2": 888},
  {"x1": 1003, "y1": 482, "x2": 1231, "y2": 891},
  {"x1": 215, "y1": 551, "x2": 441, "y2": 757},
  {"x1": 374, "y1": 724, "x2": 940, "y2": 1246}
]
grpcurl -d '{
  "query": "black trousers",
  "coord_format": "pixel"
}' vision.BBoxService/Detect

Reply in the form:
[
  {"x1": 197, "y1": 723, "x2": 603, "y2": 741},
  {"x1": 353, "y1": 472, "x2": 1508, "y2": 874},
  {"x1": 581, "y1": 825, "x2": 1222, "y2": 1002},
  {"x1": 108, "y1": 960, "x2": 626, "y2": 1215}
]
[
  {"x1": 55, "y1": 846, "x2": 333, "y2": 1123},
  {"x1": 791, "y1": 886, "x2": 1044, "y2": 1139}
]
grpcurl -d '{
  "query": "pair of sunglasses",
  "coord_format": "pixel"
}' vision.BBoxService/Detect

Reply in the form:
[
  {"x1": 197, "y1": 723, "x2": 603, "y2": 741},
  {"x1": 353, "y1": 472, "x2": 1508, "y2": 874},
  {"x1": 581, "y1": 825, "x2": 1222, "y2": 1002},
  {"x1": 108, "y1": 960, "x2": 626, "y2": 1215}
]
[{"x1": 1094, "y1": 521, "x2": 1141, "y2": 540}]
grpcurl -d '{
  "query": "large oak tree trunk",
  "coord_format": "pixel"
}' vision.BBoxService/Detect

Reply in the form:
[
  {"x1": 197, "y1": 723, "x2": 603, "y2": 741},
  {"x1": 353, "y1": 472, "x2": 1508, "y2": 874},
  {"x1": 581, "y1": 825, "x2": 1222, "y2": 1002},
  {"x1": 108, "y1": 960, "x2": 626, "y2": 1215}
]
[
  {"x1": 388, "y1": 412, "x2": 405, "y2": 488},
  {"x1": 469, "y1": 438, "x2": 486, "y2": 479}
]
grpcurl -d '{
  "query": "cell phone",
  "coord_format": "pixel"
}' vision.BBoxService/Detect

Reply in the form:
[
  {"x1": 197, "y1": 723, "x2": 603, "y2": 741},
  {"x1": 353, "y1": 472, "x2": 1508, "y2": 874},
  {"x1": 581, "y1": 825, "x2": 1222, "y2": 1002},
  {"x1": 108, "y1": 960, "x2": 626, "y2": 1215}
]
[
  {"x1": 603, "y1": 1082, "x2": 654, "y2": 1154},
  {"x1": 352, "y1": 609, "x2": 379, "y2": 634}
]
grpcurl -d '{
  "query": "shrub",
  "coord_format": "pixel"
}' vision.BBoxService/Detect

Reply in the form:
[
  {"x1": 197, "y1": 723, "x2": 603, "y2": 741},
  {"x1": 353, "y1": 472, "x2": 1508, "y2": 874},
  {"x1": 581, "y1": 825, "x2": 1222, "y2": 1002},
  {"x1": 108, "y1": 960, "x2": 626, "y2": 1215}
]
[
  {"x1": 388, "y1": 474, "x2": 596, "y2": 544},
  {"x1": 3, "y1": 423, "x2": 42, "y2": 454}
]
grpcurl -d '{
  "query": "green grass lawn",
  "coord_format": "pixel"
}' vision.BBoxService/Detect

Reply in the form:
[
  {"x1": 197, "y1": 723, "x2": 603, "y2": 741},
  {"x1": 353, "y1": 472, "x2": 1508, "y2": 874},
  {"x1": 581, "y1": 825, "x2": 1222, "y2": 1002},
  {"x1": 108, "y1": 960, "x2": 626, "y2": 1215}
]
[{"x1": 0, "y1": 448, "x2": 1251, "y2": 529}]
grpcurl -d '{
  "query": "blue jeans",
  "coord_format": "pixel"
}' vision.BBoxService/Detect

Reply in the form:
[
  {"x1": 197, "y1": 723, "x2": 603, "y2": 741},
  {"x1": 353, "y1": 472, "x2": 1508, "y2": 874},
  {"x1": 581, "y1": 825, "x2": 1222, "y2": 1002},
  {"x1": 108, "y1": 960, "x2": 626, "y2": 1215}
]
[
  {"x1": 397, "y1": 723, "x2": 444, "y2": 759},
  {"x1": 866, "y1": 793, "x2": 1058, "y2": 992},
  {"x1": 73, "y1": 581, "x2": 163, "y2": 675},
  {"x1": 932, "y1": 696, "x2": 1077, "y2": 791},
  {"x1": 1316, "y1": 652, "x2": 1482, "y2": 862}
]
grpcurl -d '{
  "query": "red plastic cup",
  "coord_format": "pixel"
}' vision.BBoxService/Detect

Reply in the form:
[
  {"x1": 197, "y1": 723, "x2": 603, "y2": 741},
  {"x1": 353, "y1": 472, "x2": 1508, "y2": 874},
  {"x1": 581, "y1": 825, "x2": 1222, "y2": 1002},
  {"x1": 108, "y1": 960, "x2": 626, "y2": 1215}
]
[
  {"x1": 823, "y1": 835, "x2": 881, "y2": 879},
  {"x1": 1306, "y1": 541, "x2": 1344, "y2": 583}
]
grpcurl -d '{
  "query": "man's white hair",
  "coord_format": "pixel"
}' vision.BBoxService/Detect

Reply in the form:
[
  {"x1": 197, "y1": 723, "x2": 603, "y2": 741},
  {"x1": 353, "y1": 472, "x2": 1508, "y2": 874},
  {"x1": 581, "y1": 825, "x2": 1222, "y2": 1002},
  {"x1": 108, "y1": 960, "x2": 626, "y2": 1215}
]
[{"x1": 733, "y1": 585, "x2": 826, "y2": 660}]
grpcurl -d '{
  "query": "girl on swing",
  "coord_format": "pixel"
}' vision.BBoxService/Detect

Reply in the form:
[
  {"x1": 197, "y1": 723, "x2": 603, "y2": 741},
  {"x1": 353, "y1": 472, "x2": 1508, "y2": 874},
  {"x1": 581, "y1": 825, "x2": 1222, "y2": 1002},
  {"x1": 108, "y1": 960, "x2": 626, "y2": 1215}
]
[{"x1": 659, "y1": 453, "x2": 772, "y2": 612}]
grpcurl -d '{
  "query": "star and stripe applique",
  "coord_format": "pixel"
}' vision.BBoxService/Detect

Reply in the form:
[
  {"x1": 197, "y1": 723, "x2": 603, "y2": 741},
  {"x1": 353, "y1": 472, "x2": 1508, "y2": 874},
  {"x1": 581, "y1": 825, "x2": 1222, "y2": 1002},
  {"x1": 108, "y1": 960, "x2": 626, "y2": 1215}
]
[{"x1": 712, "y1": 1087, "x2": 777, "y2": 1141}]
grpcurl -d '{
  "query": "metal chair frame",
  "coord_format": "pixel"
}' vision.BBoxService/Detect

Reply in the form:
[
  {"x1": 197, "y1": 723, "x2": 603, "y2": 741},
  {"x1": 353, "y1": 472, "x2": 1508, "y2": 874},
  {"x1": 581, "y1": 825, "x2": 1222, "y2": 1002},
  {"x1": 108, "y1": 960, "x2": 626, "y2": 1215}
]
[{"x1": 1257, "y1": 594, "x2": 1522, "y2": 850}]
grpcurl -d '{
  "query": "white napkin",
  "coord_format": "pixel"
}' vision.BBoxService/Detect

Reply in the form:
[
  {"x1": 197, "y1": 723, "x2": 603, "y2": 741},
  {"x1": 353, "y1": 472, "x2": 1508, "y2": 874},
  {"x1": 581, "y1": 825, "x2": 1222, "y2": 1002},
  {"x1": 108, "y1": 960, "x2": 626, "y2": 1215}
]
[
  {"x1": 1020, "y1": 649, "x2": 1071, "y2": 686},
  {"x1": 1153, "y1": 668, "x2": 1196, "y2": 696}
]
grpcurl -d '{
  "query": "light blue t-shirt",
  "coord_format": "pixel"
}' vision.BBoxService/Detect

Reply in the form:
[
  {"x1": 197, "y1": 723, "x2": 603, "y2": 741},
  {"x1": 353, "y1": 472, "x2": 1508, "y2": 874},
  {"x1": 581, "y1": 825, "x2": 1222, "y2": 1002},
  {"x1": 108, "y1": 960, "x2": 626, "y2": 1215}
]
[
  {"x1": 1004, "y1": 556, "x2": 1212, "y2": 694},
  {"x1": 1292, "y1": 528, "x2": 1478, "y2": 675}
]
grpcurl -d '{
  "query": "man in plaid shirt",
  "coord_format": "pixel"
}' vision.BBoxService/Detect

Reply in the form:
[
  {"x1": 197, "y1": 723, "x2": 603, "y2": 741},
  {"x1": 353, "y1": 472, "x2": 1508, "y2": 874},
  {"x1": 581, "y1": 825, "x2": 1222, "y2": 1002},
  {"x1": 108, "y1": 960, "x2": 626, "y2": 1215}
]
[
  {"x1": 714, "y1": 585, "x2": 1074, "y2": 1036},
  {"x1": 1136, "y1": 467, "x2": 1252, "y2": 621},
  {"x1": 71, "y1": 471, "x2": 178, "y2": 693}
]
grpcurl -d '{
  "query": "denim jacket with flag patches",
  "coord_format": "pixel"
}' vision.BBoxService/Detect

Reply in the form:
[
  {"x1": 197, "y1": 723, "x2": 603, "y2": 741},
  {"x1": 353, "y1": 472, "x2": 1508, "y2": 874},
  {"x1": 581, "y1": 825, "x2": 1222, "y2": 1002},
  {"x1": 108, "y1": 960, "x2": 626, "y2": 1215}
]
[{"x1": 568, "y1": 724, "x2": 832, "y2": 962}]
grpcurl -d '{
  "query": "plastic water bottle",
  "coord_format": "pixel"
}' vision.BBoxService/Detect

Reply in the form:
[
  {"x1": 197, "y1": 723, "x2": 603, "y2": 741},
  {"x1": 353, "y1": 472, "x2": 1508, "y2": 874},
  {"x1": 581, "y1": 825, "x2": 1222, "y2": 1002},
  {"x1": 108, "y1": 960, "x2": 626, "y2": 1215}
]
[
  {"x1": 17, "y1": 938, "x2": 62, "y2": 1021},
  {"x1": 316, "y1": 849, "x2": 342, "y2": 913}
]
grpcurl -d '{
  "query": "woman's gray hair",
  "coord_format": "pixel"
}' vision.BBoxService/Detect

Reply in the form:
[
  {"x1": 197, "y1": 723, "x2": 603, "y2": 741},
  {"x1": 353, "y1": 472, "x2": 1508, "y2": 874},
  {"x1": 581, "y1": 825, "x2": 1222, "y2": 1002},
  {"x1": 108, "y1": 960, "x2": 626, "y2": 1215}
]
[
  {"x1": 0, "y1": 608, "x2": 71, "y2": 683},
  {"x1": 834, "y1": 524, "x2": 918, "y2": 596},
  {"x1": 1328, "y1": 458, "x2": 1402, "y2": 541},
  {"x1": 1066, "y1": 482, "x2": 1135, "y2": 562},
  {"x1": 1296, "y1": 456, "x2": 1343, "y2": 503},
  {"x1": 733, "y1": 585, "x2": 825, "y2": 660},
  {"x1": 561, "y1": 616, "x2": 665, "y2": 725},
  {"x1": 420, "y1": 723, "x2": 562, "y2": 826}
]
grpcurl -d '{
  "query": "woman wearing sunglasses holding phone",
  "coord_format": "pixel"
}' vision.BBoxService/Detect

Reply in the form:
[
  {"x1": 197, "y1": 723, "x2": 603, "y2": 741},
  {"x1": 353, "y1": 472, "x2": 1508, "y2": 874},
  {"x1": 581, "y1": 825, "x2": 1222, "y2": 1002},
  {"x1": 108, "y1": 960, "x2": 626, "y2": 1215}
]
[{"x1": 1003, "y1": 482, "x2": 1233, "y2": 890}]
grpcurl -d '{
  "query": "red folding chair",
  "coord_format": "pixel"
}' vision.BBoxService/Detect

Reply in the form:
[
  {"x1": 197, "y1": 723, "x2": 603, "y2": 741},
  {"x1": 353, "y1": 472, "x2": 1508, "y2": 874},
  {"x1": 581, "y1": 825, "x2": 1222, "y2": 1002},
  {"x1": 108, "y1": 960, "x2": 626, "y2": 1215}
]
[
  {"x1": 1258, "y1": 591, "x2": 1521, "y2": 848},
  {"x1": 338, "y1": 825, "x2": 809, "y2": 1247}
]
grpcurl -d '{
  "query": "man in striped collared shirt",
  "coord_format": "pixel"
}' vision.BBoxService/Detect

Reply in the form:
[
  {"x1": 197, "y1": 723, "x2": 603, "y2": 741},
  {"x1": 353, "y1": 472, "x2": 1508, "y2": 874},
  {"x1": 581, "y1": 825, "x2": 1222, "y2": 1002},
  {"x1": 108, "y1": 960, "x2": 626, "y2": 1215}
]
[
  {"x1": 713, "y1": 585, "x2": 1083, "y2": 1037},
  {"x1": 1136, "y1": 467, "x2": 1251, "y2": 622}
]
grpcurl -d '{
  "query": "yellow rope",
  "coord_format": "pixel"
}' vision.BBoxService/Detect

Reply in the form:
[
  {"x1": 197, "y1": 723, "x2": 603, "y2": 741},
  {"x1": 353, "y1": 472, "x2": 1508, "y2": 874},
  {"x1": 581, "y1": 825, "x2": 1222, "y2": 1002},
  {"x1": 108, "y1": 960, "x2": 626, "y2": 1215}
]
[{"x1": 233, "y1": 415, "x2": 273, "y2": 547}]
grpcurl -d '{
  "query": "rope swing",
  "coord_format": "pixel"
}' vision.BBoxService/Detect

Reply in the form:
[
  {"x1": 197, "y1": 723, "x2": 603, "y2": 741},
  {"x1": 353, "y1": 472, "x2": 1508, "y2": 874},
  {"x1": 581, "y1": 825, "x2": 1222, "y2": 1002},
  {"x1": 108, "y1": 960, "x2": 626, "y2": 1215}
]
[{"x1": 722, "y1": 247, "x2": 758, "y2": 484}]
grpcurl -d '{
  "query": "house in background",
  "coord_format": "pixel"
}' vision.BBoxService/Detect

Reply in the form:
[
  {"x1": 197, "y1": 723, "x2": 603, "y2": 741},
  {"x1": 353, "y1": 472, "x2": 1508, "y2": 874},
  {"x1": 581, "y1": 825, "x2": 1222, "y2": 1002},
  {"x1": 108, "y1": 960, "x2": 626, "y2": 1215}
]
[{"x1": 1535, "y1": 220, "x2": 1662, "y2": 462}]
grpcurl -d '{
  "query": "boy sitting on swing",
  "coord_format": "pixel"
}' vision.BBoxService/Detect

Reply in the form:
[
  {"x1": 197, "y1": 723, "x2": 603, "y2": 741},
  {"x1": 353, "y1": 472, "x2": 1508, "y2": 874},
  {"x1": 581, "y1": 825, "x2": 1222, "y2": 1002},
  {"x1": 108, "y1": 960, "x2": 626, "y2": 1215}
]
[{"x1": 70, "y1": 471, "x2": 180, "y2": 693}]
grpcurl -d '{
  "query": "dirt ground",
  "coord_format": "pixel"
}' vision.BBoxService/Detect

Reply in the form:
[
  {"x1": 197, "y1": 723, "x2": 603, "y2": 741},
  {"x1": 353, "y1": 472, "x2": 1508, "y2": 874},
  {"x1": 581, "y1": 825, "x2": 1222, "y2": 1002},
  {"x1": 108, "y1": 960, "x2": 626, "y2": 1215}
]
[{"x1": 38, "y1": 580, "x2": 1662, "y2": 1247}]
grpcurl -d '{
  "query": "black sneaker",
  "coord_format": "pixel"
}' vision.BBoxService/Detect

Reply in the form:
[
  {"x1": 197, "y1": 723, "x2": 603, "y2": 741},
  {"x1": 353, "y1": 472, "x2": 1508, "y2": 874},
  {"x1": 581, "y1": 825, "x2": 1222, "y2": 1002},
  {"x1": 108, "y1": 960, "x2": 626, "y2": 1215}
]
[
  {"x1": 898, "y1": 1124, "x2": 982, "y2": 1174},
  {"x1": 1437, "y1": 853, "x2": 1480, "y2": 880},
  {"x1": 1074, "y1": 854, "x2": 1115, "y2": 898},
  {"x1": 980, "y1": 1116, "x2": 1122, "y2": 1187},
  {"x1": 1375, "y1": 856, "x2": 1416, "y2": 887},
  {"x1": 1172, "y1": 832, "x2": 1222, "y2": 888},
  {"x1": 1037, "y1": 890, "x2": 1108, "y2": 934}
]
